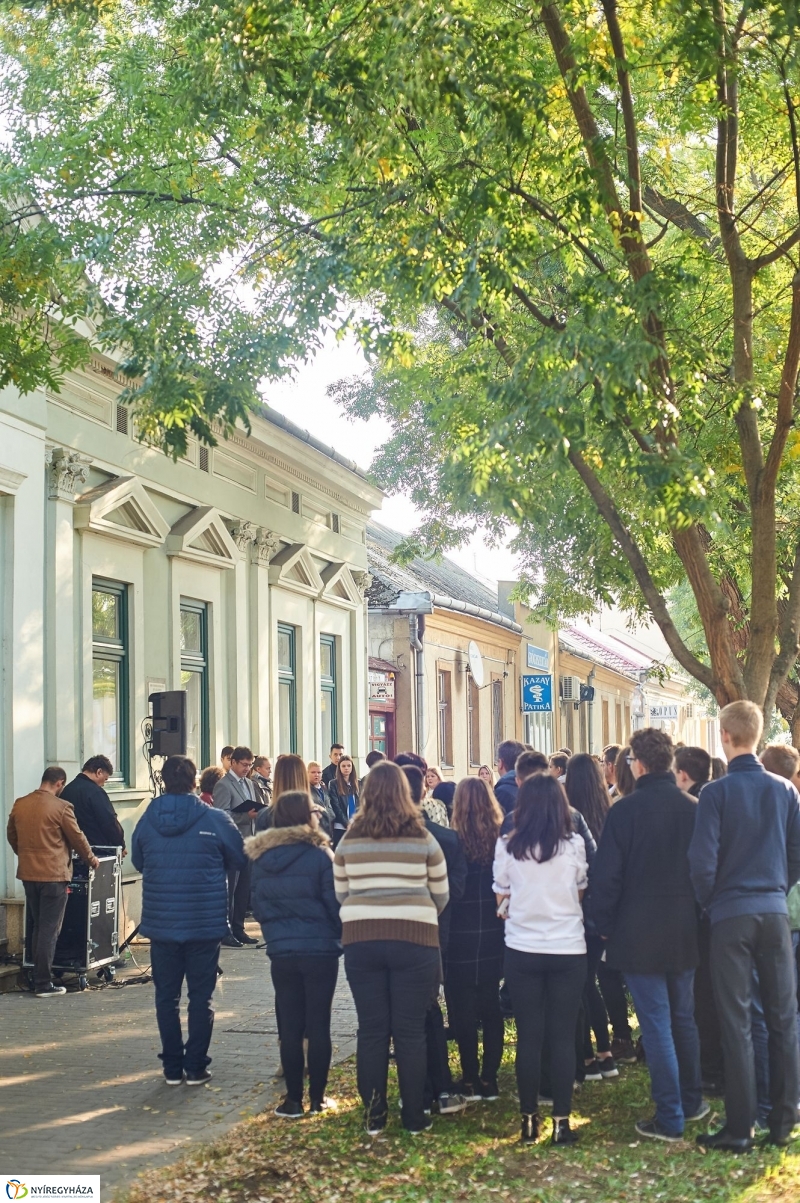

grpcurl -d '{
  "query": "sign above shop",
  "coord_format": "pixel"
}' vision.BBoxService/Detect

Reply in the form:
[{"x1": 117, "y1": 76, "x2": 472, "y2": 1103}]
[
  {"x1": 649, "y1": 703, "x2": 679, "y2": 720},
  {"x1": 369, "y1": 671, "x2": 395, "y2": 701},
  {"x1": 526, "y1": 644, "x2": 550, "y2": 671},
  {"x1": 522, "y1": 673, "x2": 553, "y2": 712}
]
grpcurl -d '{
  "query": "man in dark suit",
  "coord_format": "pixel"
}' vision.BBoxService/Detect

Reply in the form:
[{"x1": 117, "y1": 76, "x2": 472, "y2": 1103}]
[
  {"x1": 60, "y1": 755, "x2": 126, "y2": 852},
  {"x1": 212, "y1": 746, "x2": 261, "y2": 947},
  {"x1": 322, "y1": 744, "x2": 344, "y2": 787},
  {"x1": 593, "y1": 727, "x2": 704, "y2": 1143}
]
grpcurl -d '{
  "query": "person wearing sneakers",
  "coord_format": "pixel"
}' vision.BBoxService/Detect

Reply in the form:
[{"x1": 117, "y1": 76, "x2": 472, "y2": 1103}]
[
  {"x1": 335, "y1": 762, "x2": 449, "y2": 1136},
  {"x1": 7, "y1": 766, "x2": 99, "y2": 997},
  {"x1": 593, "y1": 728, "x2": 706, "y2": 1143},
  {"x1": 494, "y1": 772, "x2": 588, "y2": 1148},
  {"x1": 247, "y1": 789, "x2": 342, "y2": 1119},
  {"x1": 132, "y1": 754, "x2": 246, "y2": 1086}
]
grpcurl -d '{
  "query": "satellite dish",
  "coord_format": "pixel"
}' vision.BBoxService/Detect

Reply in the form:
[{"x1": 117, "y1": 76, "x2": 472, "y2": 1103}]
[{"x1": 467, "y1": 640, "x2": 485, "y2": 688}]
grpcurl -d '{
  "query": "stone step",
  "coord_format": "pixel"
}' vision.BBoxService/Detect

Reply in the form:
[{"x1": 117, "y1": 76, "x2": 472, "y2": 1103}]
[{"x1": 0, "y1": 963, "x2": 24, "y2": 993}]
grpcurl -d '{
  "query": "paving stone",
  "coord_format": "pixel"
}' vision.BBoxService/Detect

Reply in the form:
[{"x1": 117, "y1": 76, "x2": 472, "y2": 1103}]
[{"x1": 0, "y1": 931, "x2": 356, "y2": 1193}]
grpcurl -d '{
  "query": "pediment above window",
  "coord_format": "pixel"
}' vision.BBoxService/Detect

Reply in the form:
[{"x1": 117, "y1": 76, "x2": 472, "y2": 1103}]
[
  {"x1": 268, "y1": 542, "x2": 325, "y2": 595},
  {"x1": 166, "y1": 505, "x2": 238, "y2": 569},
  {"x1": 73, "y1": 476, "x2": 170, "y2": 547},
  {"x1": 320, "y1": 562, "x2": 363, "y2": 608}
]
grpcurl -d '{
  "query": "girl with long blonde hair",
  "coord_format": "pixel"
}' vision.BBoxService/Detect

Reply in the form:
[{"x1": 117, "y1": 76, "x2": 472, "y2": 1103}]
[{"x1": 254, "y1": 754, "x2": 310, "y2": 832}]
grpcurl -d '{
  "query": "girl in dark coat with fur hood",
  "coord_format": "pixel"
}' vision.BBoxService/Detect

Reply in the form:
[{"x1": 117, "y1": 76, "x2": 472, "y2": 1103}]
[{"x1": 246, "y1": 790, "x2": 342, "y2": 1119}]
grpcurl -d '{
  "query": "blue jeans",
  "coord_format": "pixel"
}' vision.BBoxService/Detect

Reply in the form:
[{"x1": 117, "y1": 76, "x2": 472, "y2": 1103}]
[
  {"x1": 626, "y1": 970, "x2": 702, "y2": 1135},
  {"x1": 150, "y1": 938, "x2": 221, "y2": 1078}
]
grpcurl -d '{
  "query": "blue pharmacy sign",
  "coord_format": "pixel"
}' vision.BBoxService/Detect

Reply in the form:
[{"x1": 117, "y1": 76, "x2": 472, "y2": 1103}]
[{"x1": 521, "y1": 673, "x2": 553, "y2": 713}]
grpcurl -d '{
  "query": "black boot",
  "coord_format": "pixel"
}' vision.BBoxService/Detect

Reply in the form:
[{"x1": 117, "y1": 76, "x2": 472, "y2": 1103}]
[
  {"x1": 552, "y1": 1118, "x2": 580, "y2": 1146},
  {"x1": 520, "y1": 1113, "x2": 540, "y2": 1144}
]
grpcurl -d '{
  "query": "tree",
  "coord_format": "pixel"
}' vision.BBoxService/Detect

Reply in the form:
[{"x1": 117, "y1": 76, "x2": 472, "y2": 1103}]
[{"x1": 3, "y1": 0, "x2": 800, "y2": 719}]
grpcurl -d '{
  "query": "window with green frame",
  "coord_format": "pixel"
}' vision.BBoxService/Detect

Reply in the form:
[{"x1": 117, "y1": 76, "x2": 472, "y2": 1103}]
[
  {"x1": 277, "y1": 623, "x2": 297, "y2": 753},
  {"x1": 320, "y1": 634, "x2": 338, "y2": 753},
  {"x1": 91, "y1": 580, "x2": 129, "y2": 784},
  {"x1": 180, "y1": 600, "x2": 209, "y2": 768}
]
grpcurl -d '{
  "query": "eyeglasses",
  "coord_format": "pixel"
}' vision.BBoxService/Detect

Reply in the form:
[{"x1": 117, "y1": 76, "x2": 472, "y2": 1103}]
[{"x1": 626, "y1": 755, "x2": 637, "y2": 765}]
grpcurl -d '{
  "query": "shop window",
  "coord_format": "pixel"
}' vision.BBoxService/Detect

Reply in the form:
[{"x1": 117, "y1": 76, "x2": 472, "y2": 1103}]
[
  {"x1": 525, "y1": 712, "x2": 554, "y2": 755},
  {"x1": 92, "y1": 580, "x2": 129, "y2": 784}
]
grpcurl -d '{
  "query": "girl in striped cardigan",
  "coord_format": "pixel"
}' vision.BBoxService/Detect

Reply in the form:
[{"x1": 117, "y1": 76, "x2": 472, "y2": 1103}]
[{"x1": 335, "y1": 761, "x2": 449, "y2": 1135}]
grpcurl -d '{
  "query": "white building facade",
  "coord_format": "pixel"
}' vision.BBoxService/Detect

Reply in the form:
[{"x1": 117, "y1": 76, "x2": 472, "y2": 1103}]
[{"x1": 0, "y1": 353, "x2": 382, "y2": 926}]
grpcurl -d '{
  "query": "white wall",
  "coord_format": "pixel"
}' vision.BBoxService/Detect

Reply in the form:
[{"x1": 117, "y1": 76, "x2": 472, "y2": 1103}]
[{"x1": 1, "y1": 369, "x2": 379, "y2": 902}]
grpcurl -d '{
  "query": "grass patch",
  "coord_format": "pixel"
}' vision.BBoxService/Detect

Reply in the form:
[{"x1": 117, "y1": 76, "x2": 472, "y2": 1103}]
[{"x1": 121, "y1": 1037, "x2": 800, "y2": 1203}]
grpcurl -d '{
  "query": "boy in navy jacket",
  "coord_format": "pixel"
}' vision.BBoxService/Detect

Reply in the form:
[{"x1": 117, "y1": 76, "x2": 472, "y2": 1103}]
[
  {"x1": 689, "y1": 701, "x2": 800, "y2": 1150},
  {"x1": 132, "y1": 755, "x2": 245, "y2": 1085}
]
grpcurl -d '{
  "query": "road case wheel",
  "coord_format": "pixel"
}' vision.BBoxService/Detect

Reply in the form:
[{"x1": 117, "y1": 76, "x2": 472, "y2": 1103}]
[{"x1": 78, "y1": 974, "x2": 89, "y2": 991}]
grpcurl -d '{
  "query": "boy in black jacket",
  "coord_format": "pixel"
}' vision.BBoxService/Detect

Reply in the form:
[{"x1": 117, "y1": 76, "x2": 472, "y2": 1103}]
[
  {"x1": 593, "y1": 727, "x2": 703, "y2": 1142},
  {"x1": 689, "y1": 700, "x2": 800, "y2": 1150}
]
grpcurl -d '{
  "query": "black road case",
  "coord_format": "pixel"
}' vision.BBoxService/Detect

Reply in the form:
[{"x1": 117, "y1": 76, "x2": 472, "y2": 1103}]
[{"x1": 24, "y1": 850, "x2": 122, "y2": 990}]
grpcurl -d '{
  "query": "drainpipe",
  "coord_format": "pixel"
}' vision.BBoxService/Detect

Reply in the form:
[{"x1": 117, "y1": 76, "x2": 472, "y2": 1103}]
[
  {"x1": 409, "y1": 614, "x2": 425, "y2": 756},
  {"x1": 587, "y1": 667, "x2": 596, "y2": 754}
]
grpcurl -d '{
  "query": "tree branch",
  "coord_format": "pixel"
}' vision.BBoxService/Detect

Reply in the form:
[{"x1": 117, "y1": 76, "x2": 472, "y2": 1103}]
[
  {"x1": 480, "y1": 174, "x2": 607, "y2": 272},
  {"x1": 643, "y1": 186, "x2": 718, "y2": 246},
  {"x1": 601, "y1": 0, "x2": 642, "y2": 215},
  {"x1": 765, "y1": 539, "x2": 800, "y2": 715},
  {"x1": 438, "y1": 297, "x2": 515, "y2": 369},
  {"x1": 782, "y1": 54, "x2": 800, "y2": 227},
  {"x1": 511, "y1": 285, "x2": 566, "y2": 330},
  {"x1": 763, "y1": 268, "x2": 800, "y2": 492},
  {"x1": 539, "y1": 3, "x2": 622, "y2": 215},
  {"x1": 567, "y1": 447, "x2": 716, "y2": 688},
  {"x1": 749, "y1": 226, "x2": 800, "y2": 271}
]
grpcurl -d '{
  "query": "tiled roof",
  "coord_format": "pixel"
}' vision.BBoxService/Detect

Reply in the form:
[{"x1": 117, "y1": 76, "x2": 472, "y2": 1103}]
[
  {"x1": 367, "y1": 522, "x2": 520, "y2": 631},
  {"x1": 369, "y1": 656, "x2": 399, "y2": 673},
  {"x1": 559, "y1": 622, "x2": 653, "y2": 678}
]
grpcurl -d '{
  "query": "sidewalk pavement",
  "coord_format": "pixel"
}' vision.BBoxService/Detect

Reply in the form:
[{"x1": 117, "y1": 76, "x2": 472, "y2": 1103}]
[{"x1": 0, "y1": 930, "x2": 357, "y2": 1195}]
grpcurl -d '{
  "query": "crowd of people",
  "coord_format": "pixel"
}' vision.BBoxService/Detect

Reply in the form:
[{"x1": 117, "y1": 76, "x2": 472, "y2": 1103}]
[{"x1": 7, "y1": 703, "x2": 800, "y2": 1151}]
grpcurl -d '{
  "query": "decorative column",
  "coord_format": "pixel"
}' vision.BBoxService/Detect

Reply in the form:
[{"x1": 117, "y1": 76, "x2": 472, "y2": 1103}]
[
  {"x1": 251, "y1": 529, "x2": 279, "y2": 754},
  {"x1": 45, "y1": 447, "x2": 91, "y2": 773},
  {"x1": 227, "y1": 521, "x2": 258, "y2": 746},
  {"x1": 351, "y1": 570, "x2": 373, "y2": 768}
]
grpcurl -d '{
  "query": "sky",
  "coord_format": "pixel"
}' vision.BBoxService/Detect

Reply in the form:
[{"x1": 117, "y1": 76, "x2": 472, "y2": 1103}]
[{"x1": 264, "y1": 330, "x2": 522, "y2": 588}]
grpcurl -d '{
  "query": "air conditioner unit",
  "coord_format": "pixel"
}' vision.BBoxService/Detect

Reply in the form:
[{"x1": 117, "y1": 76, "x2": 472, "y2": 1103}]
[{"x1": 560, "y1": 675, "x2": 582, "y2": 702}]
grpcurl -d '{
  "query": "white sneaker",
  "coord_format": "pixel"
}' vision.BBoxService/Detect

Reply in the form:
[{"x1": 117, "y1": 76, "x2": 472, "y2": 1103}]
[{"x1": 35, "y1": 984, "x2": 67, "y2": 997}]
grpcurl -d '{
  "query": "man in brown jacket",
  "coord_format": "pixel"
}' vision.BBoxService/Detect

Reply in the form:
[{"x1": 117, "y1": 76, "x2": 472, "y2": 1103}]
[{"x1": 7, "y1": 766, "x2": 98, "y2": 997}]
